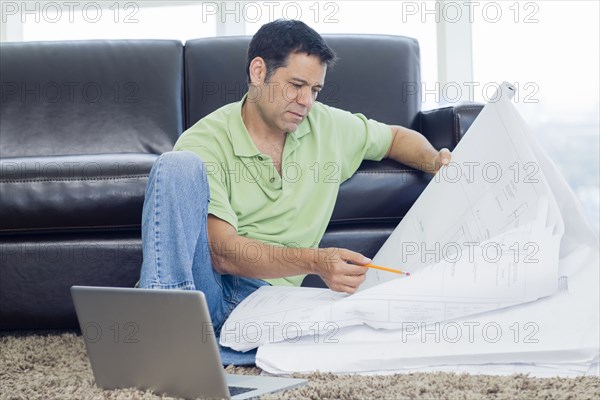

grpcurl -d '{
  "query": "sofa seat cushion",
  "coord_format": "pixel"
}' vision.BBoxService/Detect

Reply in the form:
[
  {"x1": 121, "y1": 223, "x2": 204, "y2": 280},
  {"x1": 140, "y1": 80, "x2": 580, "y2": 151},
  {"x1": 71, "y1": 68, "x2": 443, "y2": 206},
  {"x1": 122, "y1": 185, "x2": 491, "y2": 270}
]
[{"x1": 0, "y1": 153, "x2": 156, "y2": 234}]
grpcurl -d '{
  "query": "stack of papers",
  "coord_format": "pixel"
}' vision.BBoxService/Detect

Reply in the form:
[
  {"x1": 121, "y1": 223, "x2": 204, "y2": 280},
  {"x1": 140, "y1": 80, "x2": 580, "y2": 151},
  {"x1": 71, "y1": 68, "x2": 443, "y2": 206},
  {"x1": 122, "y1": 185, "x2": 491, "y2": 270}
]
[{"x1": 220, "y1": 83, "x2": 600, "y2": 377}]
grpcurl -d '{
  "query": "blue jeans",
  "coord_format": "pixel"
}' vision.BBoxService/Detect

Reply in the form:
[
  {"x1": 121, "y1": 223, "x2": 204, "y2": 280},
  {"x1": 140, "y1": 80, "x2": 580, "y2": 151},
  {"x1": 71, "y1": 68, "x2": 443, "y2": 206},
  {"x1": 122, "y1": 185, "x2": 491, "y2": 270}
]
[{"x1": 139, "y1": 151, "x2": 269, "y2": 365}]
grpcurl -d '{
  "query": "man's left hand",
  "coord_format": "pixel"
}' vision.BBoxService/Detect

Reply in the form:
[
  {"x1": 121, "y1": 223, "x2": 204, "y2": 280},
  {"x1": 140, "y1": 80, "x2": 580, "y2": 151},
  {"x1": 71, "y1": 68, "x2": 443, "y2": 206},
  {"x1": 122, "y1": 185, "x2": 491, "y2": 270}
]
[{"x1": 431, "y1": 148, "x2": 451, "y2": 174}]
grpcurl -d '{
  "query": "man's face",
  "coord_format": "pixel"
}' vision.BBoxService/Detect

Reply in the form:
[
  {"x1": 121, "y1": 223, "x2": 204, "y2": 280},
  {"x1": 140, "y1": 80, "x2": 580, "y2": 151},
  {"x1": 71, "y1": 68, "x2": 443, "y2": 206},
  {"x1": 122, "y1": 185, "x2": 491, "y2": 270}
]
[{"x1": 251, "y1": 52, "x2": 326, "y2": 134}]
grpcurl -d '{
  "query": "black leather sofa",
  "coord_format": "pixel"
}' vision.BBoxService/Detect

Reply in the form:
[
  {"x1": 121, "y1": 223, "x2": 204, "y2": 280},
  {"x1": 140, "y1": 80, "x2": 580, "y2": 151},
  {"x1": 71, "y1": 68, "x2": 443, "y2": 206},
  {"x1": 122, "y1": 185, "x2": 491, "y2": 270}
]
[{"x1": 0, "y1": 35, "x2": 482, "y2": 330}]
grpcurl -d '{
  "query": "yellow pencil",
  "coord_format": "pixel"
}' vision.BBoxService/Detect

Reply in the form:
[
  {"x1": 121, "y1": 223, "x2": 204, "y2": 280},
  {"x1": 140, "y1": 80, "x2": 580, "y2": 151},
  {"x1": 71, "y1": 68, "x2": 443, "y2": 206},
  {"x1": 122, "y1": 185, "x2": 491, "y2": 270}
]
[{"x1": 364, "y1": 263, "x2": 410, "y2": 276}]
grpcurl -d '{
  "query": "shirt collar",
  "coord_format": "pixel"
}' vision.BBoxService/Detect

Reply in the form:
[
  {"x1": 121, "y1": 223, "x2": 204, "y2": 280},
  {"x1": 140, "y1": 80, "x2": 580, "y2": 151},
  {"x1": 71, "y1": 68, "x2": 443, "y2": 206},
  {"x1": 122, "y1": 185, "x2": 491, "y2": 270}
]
[
  {"x1": 228, "y1": 94, "x2": 260, "y2": 157},
  {"x1": 228, "y1": 93, "x2": 312, "y2": 157}
]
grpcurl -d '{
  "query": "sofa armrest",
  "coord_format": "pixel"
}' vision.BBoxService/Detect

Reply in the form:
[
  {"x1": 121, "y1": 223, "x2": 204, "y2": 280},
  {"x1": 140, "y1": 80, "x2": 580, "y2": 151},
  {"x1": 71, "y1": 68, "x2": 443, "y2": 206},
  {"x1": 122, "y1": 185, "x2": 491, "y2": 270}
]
[{"x1": 419, "y1": 103, "x2": 484, "y2": 150}]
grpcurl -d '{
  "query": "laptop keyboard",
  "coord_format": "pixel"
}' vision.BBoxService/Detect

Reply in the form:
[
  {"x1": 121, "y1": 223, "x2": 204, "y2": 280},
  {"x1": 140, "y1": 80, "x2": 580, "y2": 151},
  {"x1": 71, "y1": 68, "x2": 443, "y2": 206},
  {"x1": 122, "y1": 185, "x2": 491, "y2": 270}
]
[{"x1": 228, "y1": 386, "x2": 257, "y2": 396}]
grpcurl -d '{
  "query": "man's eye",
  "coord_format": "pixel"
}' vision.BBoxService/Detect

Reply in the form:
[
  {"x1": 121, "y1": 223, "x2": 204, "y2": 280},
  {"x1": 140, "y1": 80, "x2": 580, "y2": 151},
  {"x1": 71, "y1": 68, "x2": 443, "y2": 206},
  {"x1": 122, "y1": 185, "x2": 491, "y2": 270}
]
[{"x1": 291, "y1": 83, "x2": 302, "y2": 89}]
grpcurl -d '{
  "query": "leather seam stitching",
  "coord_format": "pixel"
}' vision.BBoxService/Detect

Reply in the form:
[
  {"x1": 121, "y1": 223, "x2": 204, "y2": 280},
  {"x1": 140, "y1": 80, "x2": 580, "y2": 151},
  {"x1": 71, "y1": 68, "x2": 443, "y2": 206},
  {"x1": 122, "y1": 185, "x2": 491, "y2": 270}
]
[
  {"x1": 0, "y1": 175, "x2": 148, "y2": 183},
  {"x1": 0, "y1": 224, "x2": 141, "y2": 232},
  {"x1": 331, "y1": 217, "x2": 403, "y2": 222},
  {"x1": 354, "y1": 170, "x2": 418, "y2": 174}
]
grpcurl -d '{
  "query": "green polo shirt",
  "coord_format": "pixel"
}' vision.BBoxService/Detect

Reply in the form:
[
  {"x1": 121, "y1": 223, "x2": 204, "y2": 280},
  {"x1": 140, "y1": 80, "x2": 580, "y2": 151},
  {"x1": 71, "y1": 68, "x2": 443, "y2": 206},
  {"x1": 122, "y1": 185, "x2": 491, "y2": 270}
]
[{"x1": 174, "y1": 95, "x2": 392, "y2": 287}]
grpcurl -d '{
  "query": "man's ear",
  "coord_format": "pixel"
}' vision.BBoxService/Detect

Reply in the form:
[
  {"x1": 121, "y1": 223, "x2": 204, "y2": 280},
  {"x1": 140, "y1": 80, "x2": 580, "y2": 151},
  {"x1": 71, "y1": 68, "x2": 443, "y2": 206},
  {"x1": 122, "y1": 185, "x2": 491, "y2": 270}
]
[{"x1": 248, "y1": 57, "x2": 267, "y2": 85}]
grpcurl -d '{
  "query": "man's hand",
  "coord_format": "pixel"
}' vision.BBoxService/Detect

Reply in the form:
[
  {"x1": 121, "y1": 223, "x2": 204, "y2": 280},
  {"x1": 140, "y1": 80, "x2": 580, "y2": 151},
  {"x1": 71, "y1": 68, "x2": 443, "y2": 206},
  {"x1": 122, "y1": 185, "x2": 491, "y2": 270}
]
[
  {"x1": 430, "y1": 148, "x2": 452, "y2": 174},
  {"x1": 315, "y1": 248, "x2": 370, "y2": 294}
]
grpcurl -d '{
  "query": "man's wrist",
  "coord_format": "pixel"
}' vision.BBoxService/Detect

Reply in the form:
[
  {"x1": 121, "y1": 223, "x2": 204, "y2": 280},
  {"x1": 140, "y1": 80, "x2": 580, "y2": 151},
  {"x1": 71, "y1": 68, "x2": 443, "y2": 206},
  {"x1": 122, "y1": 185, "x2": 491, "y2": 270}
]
[{"x1": 294, "y1": 247, "x2": 323, "y2": 275}]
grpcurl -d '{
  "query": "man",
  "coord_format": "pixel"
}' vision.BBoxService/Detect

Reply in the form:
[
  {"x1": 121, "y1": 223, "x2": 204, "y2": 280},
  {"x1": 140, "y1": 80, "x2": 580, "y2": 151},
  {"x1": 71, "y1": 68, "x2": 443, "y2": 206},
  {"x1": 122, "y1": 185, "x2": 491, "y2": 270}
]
[{"x1": 139, "y1": 20, "x2": 450, "y2": 364}]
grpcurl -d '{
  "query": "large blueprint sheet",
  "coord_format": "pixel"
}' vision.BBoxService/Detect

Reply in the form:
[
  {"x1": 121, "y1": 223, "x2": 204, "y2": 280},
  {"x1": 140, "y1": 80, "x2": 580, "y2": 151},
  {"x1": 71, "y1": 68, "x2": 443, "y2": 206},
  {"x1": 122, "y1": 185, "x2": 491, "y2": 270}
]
[{"x1": 220, "y1": 84, "x2": 599, "y2": 375}]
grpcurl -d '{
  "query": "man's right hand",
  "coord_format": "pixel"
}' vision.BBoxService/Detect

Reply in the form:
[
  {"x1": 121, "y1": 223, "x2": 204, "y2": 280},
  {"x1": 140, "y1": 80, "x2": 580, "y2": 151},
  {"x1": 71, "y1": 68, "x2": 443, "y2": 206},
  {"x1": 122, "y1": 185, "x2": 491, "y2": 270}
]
[{"x1": 315, "y1": 248, "x2": 371, "y2": 294}]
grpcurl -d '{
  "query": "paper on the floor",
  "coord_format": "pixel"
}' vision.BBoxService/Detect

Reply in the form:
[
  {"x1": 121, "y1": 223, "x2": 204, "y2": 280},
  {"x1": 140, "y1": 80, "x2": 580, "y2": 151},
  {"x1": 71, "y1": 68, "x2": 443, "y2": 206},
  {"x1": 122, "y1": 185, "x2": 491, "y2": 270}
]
[
  {"x1": 222, "y1": 82, "x2": 600, "y2": 375},
  {"x1": 255, "y1": 244, "x2": 599, "y2": 375}
]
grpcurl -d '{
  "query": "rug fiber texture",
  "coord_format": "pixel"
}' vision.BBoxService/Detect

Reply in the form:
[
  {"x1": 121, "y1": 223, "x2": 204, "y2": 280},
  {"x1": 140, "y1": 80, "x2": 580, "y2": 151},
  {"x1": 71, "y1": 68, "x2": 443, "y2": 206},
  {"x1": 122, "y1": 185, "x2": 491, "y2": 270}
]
[{"x1": 1, "y1": 331, "x2": 599, "y2": 399}]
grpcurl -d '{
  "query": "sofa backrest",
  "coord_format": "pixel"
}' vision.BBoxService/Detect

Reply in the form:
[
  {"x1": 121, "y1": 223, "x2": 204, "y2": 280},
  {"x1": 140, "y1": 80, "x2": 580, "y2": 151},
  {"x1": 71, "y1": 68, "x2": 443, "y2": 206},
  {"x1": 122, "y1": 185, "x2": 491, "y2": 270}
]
[
  {"x1": 0, "y1": 40, "x2": 184, "y2": 158},
  {"x1": 0, "y1": 36, "x2": 428, "y2": 252},
  {"x1": 184, "y1": 34, "x2": 422, "y2": 129},
  {"x1": 1, "y1": 35, "x2": 423, "y2": 157}
]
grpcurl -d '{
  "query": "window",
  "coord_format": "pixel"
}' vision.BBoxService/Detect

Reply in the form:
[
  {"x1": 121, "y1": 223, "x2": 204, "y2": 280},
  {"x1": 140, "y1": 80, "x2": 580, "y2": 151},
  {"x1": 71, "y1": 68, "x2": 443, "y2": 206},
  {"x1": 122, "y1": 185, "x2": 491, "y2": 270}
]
[
  {"x1": 472, "y1": 0, "x2": 599, "y2": 232},
  {"x1": 3, "y1": 2, "x2": 217, "y2": 41}
]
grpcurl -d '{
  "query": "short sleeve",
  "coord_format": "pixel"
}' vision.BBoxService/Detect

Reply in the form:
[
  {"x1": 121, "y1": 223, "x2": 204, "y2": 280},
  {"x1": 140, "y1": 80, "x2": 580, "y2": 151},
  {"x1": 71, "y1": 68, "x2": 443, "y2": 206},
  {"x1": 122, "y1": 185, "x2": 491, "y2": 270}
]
[{"x1": 328, "y1": 108, "x2": 393, "y2": 182}]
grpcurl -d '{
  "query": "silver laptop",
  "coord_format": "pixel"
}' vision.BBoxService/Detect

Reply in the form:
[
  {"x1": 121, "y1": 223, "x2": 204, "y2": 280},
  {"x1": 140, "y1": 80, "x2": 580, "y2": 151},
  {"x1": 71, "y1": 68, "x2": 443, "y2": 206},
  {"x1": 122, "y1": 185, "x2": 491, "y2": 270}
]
[{"x1": 71, "y1": 286, "x2": 307, "y2": 399}]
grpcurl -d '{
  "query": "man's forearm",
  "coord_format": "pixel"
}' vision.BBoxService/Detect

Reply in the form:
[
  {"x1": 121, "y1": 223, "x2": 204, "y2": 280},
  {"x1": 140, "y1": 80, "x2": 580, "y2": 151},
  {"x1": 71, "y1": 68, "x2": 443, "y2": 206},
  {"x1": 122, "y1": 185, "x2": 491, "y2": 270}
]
[
  {"x1": 386, "y1": 125, "x2": 440, "y2": 172},
  {"x1": 207, "y1": 214, "x2": 331, "y2": 279},
  {"x1": 210, "y1": 233, "x2": 322, "y2": 278},
  {"x1": 207, "y1": 215, "x2": 370, "y2": 293}
]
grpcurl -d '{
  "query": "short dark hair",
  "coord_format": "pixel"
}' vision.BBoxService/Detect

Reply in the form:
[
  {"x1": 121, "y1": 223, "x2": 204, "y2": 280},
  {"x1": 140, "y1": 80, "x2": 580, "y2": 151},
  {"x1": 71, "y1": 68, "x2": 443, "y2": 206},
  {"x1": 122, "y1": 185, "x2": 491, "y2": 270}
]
[{"x1": 246, "y1": 19, "x2": 337, "y2": 84}]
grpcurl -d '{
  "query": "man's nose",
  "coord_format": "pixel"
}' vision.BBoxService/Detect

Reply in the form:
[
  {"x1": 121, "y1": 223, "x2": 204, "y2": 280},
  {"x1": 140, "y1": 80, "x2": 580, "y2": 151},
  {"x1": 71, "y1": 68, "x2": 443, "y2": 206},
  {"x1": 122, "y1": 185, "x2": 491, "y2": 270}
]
[{"x1": 295, "y1": 87, "x2": 314, "y2": 108}]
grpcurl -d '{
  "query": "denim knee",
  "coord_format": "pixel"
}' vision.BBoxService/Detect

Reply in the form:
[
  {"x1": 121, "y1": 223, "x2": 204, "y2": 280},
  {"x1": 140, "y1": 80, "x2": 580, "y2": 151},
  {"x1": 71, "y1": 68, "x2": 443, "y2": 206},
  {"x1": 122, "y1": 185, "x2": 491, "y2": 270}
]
[
  {"x1": 156, "y1": 150, "x2": 207, "y2": 178},
  {"x1": 151, "y1": 151, "x2": 209, "y2": 198}
]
